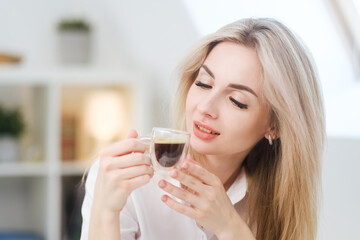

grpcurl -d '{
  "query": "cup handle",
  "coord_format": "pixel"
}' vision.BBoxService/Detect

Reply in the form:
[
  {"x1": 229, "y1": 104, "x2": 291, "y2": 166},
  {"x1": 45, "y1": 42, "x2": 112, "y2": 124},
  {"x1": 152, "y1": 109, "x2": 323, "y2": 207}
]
[
  {"x1": 138, "y1": 136, "x2": 151, "y2": 154},
  {"x1": 138, "y1": 136, "x2": 154, "y2": 170}
]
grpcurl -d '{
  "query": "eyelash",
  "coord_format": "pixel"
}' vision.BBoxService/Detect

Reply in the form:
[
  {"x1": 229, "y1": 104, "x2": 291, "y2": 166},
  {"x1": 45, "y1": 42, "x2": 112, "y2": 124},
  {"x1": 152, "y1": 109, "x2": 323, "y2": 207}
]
[
  {"x1": 194, "y1": 81, "x2": 248, "y2": 110},
  {"x1": 229, "y1": 97, "x2": 248, "y2": 109},
  {"x1": 195, "y1": 81, "x2": 212, "y2": 89}
]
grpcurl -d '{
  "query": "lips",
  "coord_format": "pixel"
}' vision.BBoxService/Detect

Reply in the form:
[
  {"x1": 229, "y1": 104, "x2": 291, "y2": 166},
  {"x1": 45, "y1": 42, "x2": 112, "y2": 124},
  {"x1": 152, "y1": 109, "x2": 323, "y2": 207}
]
[{"x1": 193, "y1": 121, "x2": 220, "y2": 140}]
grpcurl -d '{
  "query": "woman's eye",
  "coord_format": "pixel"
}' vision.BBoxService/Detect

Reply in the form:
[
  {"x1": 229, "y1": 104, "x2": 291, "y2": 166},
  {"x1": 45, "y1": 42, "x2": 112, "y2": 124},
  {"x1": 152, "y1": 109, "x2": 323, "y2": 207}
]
[
  {"x1": 229, "y1": 97, "x2": 248, "y2": 109},
  {"x1": 195, "y1": 81, "x2": 212, "y2": 89}
]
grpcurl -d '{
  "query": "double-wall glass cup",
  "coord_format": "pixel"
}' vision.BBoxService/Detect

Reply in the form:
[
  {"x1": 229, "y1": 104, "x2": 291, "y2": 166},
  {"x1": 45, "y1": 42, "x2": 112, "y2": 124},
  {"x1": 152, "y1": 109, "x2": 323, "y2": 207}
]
[{"x1": 139, "y1": 127, "x2": 190, "y2": 174}]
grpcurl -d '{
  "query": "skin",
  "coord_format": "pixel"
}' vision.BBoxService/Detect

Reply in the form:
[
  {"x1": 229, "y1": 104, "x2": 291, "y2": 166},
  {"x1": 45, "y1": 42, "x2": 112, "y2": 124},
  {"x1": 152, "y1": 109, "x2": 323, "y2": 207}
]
[
  {"x1": 89, "y1": 130, "x2": 154, "y2": 240},
  {"x1": 159, "y1": 42, "x2": 276, "y2": 239},
  {"x1": 89, "y1": 41, "x2": 276, "y2": 239}
]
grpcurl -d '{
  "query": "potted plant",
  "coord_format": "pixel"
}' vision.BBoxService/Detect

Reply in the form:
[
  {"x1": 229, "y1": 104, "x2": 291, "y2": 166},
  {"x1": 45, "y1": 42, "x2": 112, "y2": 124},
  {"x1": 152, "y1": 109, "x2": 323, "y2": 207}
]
[
  {"x1": 0, "y1": 105, "x2": 25, "y2": 162},
  {"x1": 57, "y1": 18, "x2": 92, "y2": 65}
]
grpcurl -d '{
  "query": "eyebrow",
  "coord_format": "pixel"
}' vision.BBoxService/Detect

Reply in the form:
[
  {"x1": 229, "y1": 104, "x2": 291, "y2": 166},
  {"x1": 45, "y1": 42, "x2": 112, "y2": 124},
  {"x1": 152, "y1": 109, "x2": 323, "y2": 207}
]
[
  {"x1": 201, "y1": 64, "x2": 258, "y2": 98},
  {"x1": 228, "y1": 83, "x2": 258, "y2": 97},
  {"x1": 202, "y1": 64, "x2": 215, "y2": 79}
]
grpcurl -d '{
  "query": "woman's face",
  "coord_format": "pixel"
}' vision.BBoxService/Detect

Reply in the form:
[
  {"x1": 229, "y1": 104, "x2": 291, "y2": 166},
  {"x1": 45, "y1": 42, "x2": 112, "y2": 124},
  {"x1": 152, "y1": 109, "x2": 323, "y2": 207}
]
[{"x1": 185, "y1": 41, "x2": 270, "y2": 157}]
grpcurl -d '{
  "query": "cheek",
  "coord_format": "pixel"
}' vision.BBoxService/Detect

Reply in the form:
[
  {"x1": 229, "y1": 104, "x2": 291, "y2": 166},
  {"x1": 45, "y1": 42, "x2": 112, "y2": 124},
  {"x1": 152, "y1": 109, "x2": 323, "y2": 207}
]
[
  {"x1": 222, "y1": 111, "x2": 268, "y2": 149},
  {"x1": 185, "y1": 87, "x2": 196, "y2": 129}
]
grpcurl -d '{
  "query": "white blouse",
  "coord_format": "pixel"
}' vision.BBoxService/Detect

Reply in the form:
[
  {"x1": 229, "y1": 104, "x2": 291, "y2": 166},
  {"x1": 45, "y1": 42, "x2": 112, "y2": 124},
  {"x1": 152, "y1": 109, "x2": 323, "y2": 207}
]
[{"x1": 80, "y1": 160, "x2": 249, "y2": 240}]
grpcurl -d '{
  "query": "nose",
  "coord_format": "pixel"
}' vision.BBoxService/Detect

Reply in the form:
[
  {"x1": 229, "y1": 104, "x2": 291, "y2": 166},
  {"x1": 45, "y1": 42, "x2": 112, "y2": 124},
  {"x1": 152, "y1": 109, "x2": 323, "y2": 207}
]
[{"x1": 197, "y1": 93, "x2": 219, "y2": 119}]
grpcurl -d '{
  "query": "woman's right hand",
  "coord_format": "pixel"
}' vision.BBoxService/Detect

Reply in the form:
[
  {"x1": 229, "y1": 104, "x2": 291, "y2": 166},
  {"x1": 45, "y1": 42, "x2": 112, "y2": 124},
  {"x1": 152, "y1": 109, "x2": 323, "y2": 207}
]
[{"x1": 92, "y1": 129, "x2": 154, "y2": 215}]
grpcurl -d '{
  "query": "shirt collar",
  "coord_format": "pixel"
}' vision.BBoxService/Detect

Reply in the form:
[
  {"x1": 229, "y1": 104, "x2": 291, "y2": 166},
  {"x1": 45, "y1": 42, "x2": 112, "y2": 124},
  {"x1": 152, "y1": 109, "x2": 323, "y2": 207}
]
[{"x1": 226, "y1": 167, "x2": 248, "y2": 205}]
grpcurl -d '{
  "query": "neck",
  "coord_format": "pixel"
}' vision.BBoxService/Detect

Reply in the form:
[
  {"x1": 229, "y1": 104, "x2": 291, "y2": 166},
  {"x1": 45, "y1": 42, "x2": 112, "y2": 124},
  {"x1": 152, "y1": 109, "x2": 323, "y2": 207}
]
[{"x1": 203, "y1": 152, "x2": 247, "y2": 190}]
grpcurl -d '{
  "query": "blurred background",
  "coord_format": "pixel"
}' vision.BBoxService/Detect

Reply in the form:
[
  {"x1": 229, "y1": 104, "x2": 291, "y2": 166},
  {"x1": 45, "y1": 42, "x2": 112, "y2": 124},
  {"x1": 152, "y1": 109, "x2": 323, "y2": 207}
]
[{"x1": 0, "y1": 0, "x2": 359, "y2": 239}]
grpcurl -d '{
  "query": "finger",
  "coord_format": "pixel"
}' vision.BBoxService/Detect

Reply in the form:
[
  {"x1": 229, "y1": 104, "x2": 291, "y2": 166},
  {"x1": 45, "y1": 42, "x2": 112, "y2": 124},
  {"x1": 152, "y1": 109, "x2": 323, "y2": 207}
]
[
  {"x1": 124, "y1": 174, "x2": 152, "y2": 192},
  {"x1": 181, "y1": 161, "x2": 219, "y2": 186},
  {"x1": 169, "y1": 169, "x2": 207, "y2": 195},
  {"x1": 116, "y1": 165, "x2": 154, "y2": 179},
  {"x1": 101, "y1": 138, "x2": 146, "y2": 158},
  {"x1": 105, "y1": 153, "x2": 152, "y2": 170},
  {"x1": 186, "y1": 155, "x2": 200, "y2": 165},
  {"x1": 126, "y1": 129, "x2": 138, "y2": 139},
  {"x1": 161, "y1": 194, "x2": 197, "y2": 219},
  {"x1": 158, "y1": 179, "x2": 199, "y2": 205}
]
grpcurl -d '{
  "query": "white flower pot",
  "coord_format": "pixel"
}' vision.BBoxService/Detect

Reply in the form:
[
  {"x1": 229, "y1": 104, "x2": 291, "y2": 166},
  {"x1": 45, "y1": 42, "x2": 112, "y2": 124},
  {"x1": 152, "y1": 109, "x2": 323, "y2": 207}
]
[
  {"x1": 0, "y1": 136, "x2": 19, "y2": 162},
  {"x1": 58, "y1": 30, "x2": 91, "y2": 65}
]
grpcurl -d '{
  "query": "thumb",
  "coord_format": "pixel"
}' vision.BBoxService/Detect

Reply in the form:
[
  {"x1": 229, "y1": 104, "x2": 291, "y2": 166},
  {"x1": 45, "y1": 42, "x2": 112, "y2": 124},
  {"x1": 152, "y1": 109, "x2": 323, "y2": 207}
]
[{"x1": 126, "y1": 129, "x2": 138, "y2": 139}]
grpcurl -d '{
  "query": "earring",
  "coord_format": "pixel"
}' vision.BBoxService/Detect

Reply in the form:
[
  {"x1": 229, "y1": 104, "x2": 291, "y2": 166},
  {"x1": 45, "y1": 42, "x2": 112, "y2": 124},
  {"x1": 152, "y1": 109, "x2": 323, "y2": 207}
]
[{"x1": 267, "y1": 135, "x2": 273, "y2": 145}]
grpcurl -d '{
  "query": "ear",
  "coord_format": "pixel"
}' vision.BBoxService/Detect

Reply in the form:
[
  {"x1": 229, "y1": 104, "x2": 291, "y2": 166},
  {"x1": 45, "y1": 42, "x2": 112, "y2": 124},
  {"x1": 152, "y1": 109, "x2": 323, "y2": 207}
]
[{"x1": 264, "y1": 127, "x2": 279, "y2": 140}]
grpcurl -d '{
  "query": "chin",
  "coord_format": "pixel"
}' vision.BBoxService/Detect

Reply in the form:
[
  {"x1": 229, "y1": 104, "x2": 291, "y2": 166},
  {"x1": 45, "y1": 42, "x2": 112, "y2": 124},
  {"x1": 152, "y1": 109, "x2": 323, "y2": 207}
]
[{"x1": 189, "y1": 137, "x2": 219, "y2": 155}]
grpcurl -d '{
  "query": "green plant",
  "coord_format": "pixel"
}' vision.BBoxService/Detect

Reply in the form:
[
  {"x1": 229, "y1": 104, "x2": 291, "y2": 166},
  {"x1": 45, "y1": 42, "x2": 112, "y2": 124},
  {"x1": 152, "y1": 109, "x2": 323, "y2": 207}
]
[
  {"x1": 57, "y1": 18, "x2": 91, "y2": 32},
  {"x1": 0, "y1": 105, "x2": 25, "y2": 139}
]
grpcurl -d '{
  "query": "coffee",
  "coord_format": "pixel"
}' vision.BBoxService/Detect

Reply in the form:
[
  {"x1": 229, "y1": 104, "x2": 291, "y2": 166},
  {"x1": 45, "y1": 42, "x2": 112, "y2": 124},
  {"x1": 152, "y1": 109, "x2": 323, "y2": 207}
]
[{"x1": 154, "y1": 142, "x2": 185, "y2": 167}]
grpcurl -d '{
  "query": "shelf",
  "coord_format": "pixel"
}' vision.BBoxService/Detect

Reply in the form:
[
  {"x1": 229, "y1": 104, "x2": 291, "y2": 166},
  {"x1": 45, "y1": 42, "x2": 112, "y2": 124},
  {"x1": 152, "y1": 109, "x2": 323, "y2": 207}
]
[
  {"x1": 0, "y1": 162, "x2": 47, "y2": 177},
  {"x1": 0, "y1": 177, "x2": 46, "y2": 237},
  {"x1": 0, "y1": 66, "x2": 145, "y2": 85},
  {"x1": 61, "y1": 161, "x2": 92, "y2": 176},
  {"x1": 0, "y1": 160, "x2": 94, "y2": 177},
  {"x1": 0, "y1": 66, "x2": 152, "y2": 240}
]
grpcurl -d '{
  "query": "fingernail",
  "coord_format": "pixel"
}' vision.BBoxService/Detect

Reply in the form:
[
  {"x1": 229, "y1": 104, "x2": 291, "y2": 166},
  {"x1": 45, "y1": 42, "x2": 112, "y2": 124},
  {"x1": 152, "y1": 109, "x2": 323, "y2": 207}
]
[
  {"x1": 161, "y1": 195, "x2": 168, "y2": 202},
  {"x1": 158, "y1": 180, "x2": 166, "y2": 188},
  {"x1": 170, "y1": 169, "x2": 178, "y2": 178},
  {"x1": 181, "y1": 162, "x2": 189, "y2": 169}
]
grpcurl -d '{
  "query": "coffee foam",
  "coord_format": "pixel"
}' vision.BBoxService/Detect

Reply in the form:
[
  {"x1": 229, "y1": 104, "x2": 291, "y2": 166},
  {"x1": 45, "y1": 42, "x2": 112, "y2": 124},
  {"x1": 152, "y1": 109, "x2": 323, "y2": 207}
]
[{"x1": 154, "y1": 137, "x2": 186, "y2": 144}]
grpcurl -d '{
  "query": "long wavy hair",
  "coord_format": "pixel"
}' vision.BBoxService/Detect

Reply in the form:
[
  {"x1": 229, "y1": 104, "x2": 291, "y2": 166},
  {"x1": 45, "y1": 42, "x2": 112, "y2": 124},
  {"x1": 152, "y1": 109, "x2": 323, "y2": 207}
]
[{"x1": 173, "y1": 18, "x2": 325, "y2": 240}]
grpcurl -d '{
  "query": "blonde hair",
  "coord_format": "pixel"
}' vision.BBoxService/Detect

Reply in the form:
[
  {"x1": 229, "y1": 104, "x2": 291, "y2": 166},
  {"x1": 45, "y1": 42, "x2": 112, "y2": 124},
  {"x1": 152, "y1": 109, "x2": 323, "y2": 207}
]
[{"x1": 173, "y1": 18, "x2": 325, "y2": 240}]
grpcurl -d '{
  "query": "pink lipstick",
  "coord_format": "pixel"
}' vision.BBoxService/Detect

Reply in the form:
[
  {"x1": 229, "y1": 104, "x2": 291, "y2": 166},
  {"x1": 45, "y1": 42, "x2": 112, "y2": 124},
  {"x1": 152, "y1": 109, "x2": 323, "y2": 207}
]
[{"x1": 193, "y1": 121, "x2": 220, "y2": 140}]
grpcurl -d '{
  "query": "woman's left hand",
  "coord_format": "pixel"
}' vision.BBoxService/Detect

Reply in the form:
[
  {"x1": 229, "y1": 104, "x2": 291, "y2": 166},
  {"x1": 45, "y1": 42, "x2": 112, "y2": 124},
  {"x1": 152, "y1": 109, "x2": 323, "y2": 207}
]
[{"x1": 158, "y1": 156, "x2": 251, "y2": 239}]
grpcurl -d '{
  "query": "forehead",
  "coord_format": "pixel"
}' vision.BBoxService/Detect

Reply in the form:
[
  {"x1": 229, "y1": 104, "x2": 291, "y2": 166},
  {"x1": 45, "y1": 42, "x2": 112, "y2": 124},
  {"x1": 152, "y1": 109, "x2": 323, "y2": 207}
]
[{"x1": 203, "y1": 41, "x2": 263, "y2": 94}]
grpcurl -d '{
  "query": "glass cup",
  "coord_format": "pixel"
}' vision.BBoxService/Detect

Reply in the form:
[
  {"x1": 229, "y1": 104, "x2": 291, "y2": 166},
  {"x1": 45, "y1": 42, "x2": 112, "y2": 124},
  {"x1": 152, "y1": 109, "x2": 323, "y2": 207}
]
[{"x1": 139, "y1": 127, "x2": 190, "y2": 174}]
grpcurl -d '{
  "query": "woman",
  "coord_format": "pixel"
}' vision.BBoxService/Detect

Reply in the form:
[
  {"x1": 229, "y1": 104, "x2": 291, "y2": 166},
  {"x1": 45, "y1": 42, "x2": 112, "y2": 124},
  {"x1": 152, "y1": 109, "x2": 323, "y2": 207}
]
[{"x1": 81, "y1": 18, "x2": 325, "y2": 240}]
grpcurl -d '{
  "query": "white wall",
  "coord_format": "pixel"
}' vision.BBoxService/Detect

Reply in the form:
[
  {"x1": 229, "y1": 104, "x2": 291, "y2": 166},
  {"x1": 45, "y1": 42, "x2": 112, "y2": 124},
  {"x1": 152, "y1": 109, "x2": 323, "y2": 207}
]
[
  {"x1": 320, "y1": 137, "x2": 360, "y2": 240},
  {"x1": 0, "y1": 0, "x2": 127, "y2": 68},
  {"x1": 100, "y1": 0, "x2": 199, "y2": 127}
]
